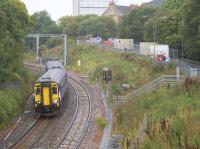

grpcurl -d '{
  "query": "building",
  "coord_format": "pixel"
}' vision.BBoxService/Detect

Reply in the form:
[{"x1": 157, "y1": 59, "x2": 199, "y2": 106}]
[
  {"x1": 102, "y1": 2, "x2": 138, "y2": 23},
  {"x1": 73, "y1": 0, "x2": 118, "y2": 16}
]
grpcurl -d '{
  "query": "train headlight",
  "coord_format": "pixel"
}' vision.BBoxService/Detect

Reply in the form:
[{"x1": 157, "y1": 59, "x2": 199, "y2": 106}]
[
  {"x1": 52, "y1": 100, "x2": 58, "y2": 104},
  {"x1": 36, "y1": 101, "x2": 41, "y2": 104}
]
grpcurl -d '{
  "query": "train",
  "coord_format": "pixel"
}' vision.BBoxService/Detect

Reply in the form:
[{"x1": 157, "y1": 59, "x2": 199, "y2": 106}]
[{"x1": 33, "y1": 61, "x2": 67, "y2": 115}]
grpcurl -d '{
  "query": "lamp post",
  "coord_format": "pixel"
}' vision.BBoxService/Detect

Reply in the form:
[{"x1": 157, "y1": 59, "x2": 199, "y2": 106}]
[
  {"x1": 86, "y1": 19, "x2": 88, "y2": 39},
  {"x1": 153, "y1": 18, "x2": 156, "y2": 58}
]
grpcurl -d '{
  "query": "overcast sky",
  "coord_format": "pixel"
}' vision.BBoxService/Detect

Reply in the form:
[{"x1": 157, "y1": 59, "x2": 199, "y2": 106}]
[{"x1": 22, "y1": 0, "x2": 152, "y2": 21}]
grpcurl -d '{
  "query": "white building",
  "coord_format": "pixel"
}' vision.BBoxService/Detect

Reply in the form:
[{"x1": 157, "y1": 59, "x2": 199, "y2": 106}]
[{"x1": 73, "y1": 0, "x2": 118, "y2": 16}]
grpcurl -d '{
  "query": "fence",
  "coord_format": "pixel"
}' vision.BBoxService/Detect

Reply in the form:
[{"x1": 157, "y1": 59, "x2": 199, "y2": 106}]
[
  {"x1": 0, "y1": 81, "x2": 21, "y2": 89},
  {"x1": 177, "y1": 59, "x2": 200, "y2": 77},
  {"x1": 113, "y1": 75, "x2": 185, "y2": 104}
]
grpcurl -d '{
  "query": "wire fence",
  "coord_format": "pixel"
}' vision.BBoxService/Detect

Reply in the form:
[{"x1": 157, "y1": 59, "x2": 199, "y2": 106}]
[{"x1": 178, "y1": 59, "x2": 200, "y2": 77}]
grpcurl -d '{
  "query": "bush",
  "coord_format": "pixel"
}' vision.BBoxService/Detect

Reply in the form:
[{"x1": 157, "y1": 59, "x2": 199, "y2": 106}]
[{"x1": 96, "y1": 117, "x2": 107, "y2": 129}]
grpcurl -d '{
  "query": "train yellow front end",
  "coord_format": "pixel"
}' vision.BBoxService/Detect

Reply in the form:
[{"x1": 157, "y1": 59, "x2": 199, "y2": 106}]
[{"x1": 33, "y1": 67, "x2": 67, "y2": 115}]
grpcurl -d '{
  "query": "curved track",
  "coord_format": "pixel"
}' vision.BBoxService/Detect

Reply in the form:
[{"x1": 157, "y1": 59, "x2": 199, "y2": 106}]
[
  {"x1": 9, "y1": 62, "x2": 92, "y2": 148},
  {"x1": 56, "y1": 77, "x2": 91, "y2": 149}
]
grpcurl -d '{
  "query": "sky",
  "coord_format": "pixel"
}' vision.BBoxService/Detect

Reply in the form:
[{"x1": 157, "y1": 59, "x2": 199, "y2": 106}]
[{"x1": 22, "y1": 0, "x2": 152, "y2": 21}]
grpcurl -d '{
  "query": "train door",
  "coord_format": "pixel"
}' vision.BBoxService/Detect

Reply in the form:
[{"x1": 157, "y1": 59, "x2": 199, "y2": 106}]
[{"x1": 42, "y1": 86, "x2": 50, "y2": 106}]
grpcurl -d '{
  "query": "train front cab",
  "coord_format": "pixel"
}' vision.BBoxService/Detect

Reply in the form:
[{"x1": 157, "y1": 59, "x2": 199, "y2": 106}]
[{"x1": 34, "y1": 82, "x2": 60, "y2": 115}]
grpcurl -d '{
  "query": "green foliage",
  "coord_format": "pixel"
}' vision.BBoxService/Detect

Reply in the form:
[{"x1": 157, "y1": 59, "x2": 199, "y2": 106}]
[
  {"x1": 32, "y1": 11, "x2": 61, "y2": 34},
  {"x1": 118, "y1": 6, "x2": 158, "y2": 42},
  {"x1": 67, "y1": 42, "x2": 174, "y2": 96},
  {"x1": 164, "y1": 0, "x2": 186, "y2": 10},
  {"x1": 115, "y1": 82, "x2": 200, "y2": 148},
  {"x1": 0, "y1": 0, "x2": 31, "y2": 83},
  {"x1": 96, "y1": 117, "x2": 107, "y2": 129},
  {"x1": 59, "y1": 15, "x2": 117, "y2": 39},
  {"x1": 0, "y1": 69, "x2": 35, "y2": 128},
  {"x1": 183, "y1": 0, "x2": 200, "y2": 61}
]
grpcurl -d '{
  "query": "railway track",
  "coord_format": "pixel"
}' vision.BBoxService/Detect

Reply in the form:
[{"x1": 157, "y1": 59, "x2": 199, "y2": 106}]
[
  {"x1": 8, "y1": 62, "x2": 92, "y2": 148},
  {"x1": 56, "y1": 77, "x2": 91, "y2": 149},
  {"x1": 12, "y1": 117, "x2": 51, "y2": 149}
]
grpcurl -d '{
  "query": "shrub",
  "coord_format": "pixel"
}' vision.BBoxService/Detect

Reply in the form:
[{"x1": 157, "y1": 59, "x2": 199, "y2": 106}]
[{"x1": 96, "y1": 117, "x2": 107, "y2": 129}]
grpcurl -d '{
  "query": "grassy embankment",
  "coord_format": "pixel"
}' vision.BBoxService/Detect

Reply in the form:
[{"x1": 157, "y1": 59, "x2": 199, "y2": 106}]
[
  {"x1": 0, "y1": 66, "x2": 36, "y2": 129},
  {"x1": 67, "y1": 40, "x2": 175, "y2": 95},
  {"x1": 67, "y1": 41, "x2": 200, "y2": 148},
  {"x1": 115, "y1": 80, "x2": 200, "y2": 149}
]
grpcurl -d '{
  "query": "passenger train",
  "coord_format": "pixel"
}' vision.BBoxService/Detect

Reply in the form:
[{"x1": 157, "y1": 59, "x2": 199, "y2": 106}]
[{"x1": 33, "y1": 61, "x2": 67, "y2": 115}]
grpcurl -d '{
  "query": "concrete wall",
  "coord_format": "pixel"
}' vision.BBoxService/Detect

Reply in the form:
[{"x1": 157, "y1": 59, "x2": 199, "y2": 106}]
[
  {"x1": 113, "y1": 39, "x2": 134, "y2": 50},
  {"x1": 139, "y1": 42, "x2": 157, "y2": 56}
]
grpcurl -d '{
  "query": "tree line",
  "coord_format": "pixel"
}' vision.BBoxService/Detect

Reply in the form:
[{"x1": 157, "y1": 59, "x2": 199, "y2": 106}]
[
  {"x1": 0, "y1": 0, "x2": 31, "y2": 83},
  {"x1": 118, "y1": 0, "x2": 200, "y2": 61},
  {"x1": 0, "y1": 0, "x2": 199, "y2": 83}
]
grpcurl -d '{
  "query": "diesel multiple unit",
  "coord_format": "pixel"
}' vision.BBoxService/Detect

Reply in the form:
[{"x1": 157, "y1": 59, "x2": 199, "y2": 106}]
[{"x1": 33, "y1": 61, "x2": 67, "y2": 115}]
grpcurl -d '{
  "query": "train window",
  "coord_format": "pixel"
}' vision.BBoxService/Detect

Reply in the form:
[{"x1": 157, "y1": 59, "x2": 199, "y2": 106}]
[
  {"x1": 36, "y1": 88, "x2": 40, "y2": 95},
  {"x1": 52, "y1": 87, "x2": 57, "y2": 94}
]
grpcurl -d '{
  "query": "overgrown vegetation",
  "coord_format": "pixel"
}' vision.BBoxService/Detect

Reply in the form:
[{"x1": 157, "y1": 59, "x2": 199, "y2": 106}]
[
  {"x1": 0, "y1": 0, "x2": 35, "y2": 128},
  {"x1": 67, "y1": 41, "x2": 175, "y2": 96},
  {"x1": 0, "y1": 69, "x2": 36, "y2": 128},
  {"x1": 114, "y1": 78, "x2": 200, "y2": 148}
]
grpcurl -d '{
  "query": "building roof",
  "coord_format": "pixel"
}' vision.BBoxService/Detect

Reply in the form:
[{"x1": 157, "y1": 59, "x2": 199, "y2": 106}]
[
  {"x1": 116, "y1": 6, "x2": 130, "y2": 14},
  {"x1": 102, "y1": 3, "x2": 139, "y2": 17}
]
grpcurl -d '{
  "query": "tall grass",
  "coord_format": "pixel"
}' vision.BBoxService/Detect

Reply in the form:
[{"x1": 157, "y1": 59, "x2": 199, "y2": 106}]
[{"x1": 116, "y1": 80, "x2": 200, "y2": 149}]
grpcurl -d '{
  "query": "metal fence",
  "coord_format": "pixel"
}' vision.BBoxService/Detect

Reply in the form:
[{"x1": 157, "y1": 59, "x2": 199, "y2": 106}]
[
  {"x1": 0, "y1": 81, "x2": 21, "y2": 89},
  {"x1": 177, "y1": 59, "x2": 200, "y2": 77},
  {"x1": 113, "y1": 75, "x2": 185, "y2": 104}
]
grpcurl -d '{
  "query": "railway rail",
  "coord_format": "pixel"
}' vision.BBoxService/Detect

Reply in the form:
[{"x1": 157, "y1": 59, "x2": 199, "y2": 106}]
[{"x1": 13, "y1": 62, "x2": 92, "y2": 148}]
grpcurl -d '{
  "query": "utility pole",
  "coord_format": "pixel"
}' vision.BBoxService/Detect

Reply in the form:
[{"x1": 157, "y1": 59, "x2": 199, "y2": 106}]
[
  {"x1": 86, "y1": 19, "x2": 88, "y2": 39},
  {"x1": 181, "y1": 35, "x2": 183, "y2": 59},
  {"x1": 36, "y1": 34, "x2": 39, "y2": 63},
  {"x1": 64, "y1": 34, "x2": 67, "y2": 66},
  {"x1": 153, "y1": 19, "x2": 156, "y2": 58},
  {"x1": 27, "y1": 34, "x2": 67, "y2": 65}
]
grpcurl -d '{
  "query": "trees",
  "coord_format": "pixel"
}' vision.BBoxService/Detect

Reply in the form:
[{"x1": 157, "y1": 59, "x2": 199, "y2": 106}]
[
  {"x1": 183, "y1": 0, "x2": 200, "y2": 61},
  {"x1": 0, "y1": 0, "x2": 30, "y2": 83},
  {"x1": 59, "y1": 15, "x2": 117, "y2": 39},
  {"x1": 32, "y1": 11, "x2": 61, "y2": 34},
  {"x1": 164, "y1": 0, "x2": 186, "y2": 10},
  {"x1": 118, "y1": 7, "x2": 158, "y2": 43}
]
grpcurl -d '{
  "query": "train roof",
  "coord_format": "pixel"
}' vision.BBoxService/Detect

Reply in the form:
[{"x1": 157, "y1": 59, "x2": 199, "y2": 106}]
[
  {"x1": 36, "y1": 68, "x2": 66, "y2": 84},
  {"x1": 46, "y1": 61, "x2": 64, "y2": 70}
]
